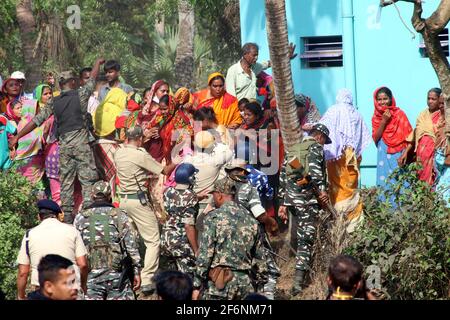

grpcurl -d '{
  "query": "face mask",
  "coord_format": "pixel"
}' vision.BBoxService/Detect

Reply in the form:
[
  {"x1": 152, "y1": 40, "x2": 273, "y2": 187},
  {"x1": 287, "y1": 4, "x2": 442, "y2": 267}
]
[
  {"x1": 153, "y1": 96, "x2": 159, "y2": 104},
  {"x1": 240, "y1": 111, "x2": 245, "y2": 118}
]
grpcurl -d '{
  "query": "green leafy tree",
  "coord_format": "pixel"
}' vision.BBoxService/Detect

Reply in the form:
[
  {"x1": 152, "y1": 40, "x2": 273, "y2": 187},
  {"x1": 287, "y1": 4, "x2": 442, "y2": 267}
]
[
  {"x1": 0, "y1": 171, "x2": 38, "y2": 300},
  {"x1": 347, "y1": 164, "x2": 450, "y2": 299}
]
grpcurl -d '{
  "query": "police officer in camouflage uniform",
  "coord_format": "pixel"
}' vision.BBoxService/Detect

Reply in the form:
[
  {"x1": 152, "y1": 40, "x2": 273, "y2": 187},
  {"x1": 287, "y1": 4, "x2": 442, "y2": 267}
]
[
  {"x1": 224, "y1": 159, "x2": 280, "y2": 299},
  {"x1": 10, "y1": 58, "x2": 107, "y2": 223},
  {"x1": 74, "y1": 181, "x2": 142, "y2": 300},
  {"x1": 161, "y1": 163, "x2": 200, "y2": 279},
  {"x1": 278, "y1": 123, "x2": 331, "y2": 295},
  {"x1": 192, "y1": 177, "x2": 266, "y2": 300}
]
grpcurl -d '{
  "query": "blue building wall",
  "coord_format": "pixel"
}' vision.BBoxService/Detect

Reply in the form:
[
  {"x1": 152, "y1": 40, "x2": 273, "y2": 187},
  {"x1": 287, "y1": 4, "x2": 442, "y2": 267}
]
[{"x1": 239, "y1": 0, "x2": 448, "y2": 186}]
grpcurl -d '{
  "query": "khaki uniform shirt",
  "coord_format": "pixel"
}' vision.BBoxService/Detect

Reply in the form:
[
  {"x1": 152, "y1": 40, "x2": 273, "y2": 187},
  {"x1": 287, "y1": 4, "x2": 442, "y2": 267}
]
[
  {"x1": 16, "y1": 218, "x2": 87, "y2": 286},
  {"x1": 114, "y1": 144, "x2": 164, "y2": 194}
]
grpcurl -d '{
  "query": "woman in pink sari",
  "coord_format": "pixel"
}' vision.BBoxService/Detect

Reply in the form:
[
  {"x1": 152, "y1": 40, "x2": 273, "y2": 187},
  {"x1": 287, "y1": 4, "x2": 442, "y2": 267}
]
[{"x1": 399, "y1": 88, "x2": 442, "y2": 185}]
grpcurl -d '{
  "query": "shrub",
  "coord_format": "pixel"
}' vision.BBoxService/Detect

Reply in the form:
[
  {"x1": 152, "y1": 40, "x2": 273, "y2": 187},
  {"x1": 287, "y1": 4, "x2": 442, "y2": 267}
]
[
  {"x1": 0, "y1": 171, "x2": 38, "y2": 299},
  {"x1": 346, "y1": 164, "x2": 450, "y2": 299}
]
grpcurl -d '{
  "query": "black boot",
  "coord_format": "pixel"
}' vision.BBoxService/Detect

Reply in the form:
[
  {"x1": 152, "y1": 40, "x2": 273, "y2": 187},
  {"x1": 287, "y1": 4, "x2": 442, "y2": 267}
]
[{"x1": 291, "y1": 270, "x2": 305, "y2": 296}]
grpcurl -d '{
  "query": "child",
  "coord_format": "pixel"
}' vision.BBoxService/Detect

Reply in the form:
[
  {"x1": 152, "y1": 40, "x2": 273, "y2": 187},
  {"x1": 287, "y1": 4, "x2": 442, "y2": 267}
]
[
  {"x1": 161, "y1": 163, "x2": 200, "y2": 279},
  {"x1": 327, "y1": 254, "x2": 377, "y2": 300}
]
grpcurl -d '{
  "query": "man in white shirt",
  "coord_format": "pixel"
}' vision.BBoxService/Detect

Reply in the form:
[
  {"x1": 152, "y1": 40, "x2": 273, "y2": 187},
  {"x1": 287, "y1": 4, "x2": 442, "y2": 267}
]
[
  {"x1": 16, "y1": 200, "x2": 88, "y2": 300},
  {"x1": 225, "y1": 42, "x2": 297, "y2": 101}
]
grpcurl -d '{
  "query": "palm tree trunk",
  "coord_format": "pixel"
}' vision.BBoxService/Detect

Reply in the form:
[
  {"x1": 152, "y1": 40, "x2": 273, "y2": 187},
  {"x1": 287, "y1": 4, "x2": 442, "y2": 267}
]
[
  {"x1": 265, "y1": 0, "x2": 301, "y2": 149},
  {"x1": 174, "y1": 0, "x2": 195, "y2": 90},
  {"x1": 16, "y1": 0, "x2": 43, "y2": 91}
]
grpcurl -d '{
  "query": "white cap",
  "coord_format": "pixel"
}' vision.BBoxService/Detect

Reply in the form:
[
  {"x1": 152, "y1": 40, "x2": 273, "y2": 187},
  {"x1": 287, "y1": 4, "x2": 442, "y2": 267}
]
[{"x1": 11, "y1": 71, "x2": 26, "y2": 80}]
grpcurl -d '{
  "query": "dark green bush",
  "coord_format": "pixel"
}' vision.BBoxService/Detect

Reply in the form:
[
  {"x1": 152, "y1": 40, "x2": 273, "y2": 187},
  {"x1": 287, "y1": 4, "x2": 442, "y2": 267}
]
[
  {"x1": 347, "y1": 164, "x2": 450, "y2": 299},
  {"x1": 0, "y1": 171, "x2": 38, "y2": 300}
]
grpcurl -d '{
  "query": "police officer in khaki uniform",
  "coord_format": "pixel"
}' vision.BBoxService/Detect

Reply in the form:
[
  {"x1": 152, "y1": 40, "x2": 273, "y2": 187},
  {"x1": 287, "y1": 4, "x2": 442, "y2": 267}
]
[
  {"x1": 113, "y1": 126, "x2": 175, "y2": 295},
  {"x1": 16, "y1": 200, "x2": 88, "y2": 300}
]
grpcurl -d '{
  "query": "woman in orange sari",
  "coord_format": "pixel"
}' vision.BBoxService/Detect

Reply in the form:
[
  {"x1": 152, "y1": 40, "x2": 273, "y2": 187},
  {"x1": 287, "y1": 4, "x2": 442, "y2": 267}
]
[{"x1": 193, "y1": 72, "x2": 242, "y2": 129}]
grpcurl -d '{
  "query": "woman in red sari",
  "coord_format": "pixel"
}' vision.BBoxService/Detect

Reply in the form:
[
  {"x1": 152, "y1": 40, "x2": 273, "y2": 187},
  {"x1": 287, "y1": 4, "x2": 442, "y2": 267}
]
[
  {"x1": 372, "y1": 87, "x2": 412, "y2": 189},
  {"x1": 399, "y1": 88, "x2": 442, "y2": 185},
  {"x1": 193, "y1": 72, "x2": 242, "y2": 129},
  {"x1": 138, "y1": 94, "x2": 174, "y2": 163},
  {"x1": 160, "y1": 87, "x2": 194, "y2": 162}
]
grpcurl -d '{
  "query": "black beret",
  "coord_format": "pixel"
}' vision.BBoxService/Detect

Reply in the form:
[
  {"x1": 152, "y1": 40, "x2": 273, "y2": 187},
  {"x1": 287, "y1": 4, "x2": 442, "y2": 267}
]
[{"x1": 37, "y1": 199, "x2": 62, "y2": 213}]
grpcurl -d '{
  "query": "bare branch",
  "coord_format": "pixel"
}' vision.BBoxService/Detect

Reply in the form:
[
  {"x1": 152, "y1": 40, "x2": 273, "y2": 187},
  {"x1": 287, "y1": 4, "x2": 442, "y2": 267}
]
[
  {"x1": 411, "y1": 0, "x2": 425, "y2": 32},
  {"x1": 380, "y1": 0, "x2": 418, "y2": 8}
]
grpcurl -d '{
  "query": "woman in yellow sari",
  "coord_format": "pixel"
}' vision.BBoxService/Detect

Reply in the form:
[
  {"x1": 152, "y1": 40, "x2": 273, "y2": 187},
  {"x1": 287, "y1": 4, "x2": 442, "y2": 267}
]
[
  {"x1": 320, "y1": 89, "x2": 371, "y2": 232},
  {"x1": 193, "y1": 72, "x2": 242, "y2": 129}
]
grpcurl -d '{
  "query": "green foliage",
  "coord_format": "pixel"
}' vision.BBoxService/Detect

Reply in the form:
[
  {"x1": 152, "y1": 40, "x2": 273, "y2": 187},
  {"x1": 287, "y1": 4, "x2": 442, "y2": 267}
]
[
  {"x1": 0, "y1": 0, "x2": 240, "y2": 89},
  {"x1": 347, "y1": 164, "x2": 450, "y2": 299},
  {"x1": 0, "y1": 171, "x2": 38, "y2": 300},
  {"x1": 135, "y1": 26, "x2": 217, "y2": 89}
]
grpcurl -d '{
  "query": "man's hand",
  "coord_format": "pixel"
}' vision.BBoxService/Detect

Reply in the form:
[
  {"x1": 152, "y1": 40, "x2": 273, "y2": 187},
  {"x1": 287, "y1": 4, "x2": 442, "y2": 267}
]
[
  {"x1": 192, "y1": 289, "x2": 201, "y2": 300},
  {"x1": 8, "y1": 136, "x2": 18, "y2": 150},
  {"x1": 96, "y1": 58, "x2": 106, "y2": 65},
  {"x1": 196, "y1": 190, "x2": 209, "y2": 201},
  {"x1": 318, "y1": 191, "x2": 329, "y2": 208},
  {"x1": 278, "y1": 205, "x2": 288, "y2": 224},
  {"x1": 133, "y1": 275, "x2": 141, "y2": 291},
  {"x1": 9, "y1": 148, "x2": 16, "y2": 160},
  {"x1": 289, "y1": 43, "x2": 298, "y2": 60},
  {"x1": 264, "y1": 216, "x2": 279, "y2": 236}
]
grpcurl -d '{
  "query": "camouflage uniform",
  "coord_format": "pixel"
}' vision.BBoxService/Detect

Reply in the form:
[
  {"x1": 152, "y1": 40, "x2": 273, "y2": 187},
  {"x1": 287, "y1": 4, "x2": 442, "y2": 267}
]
[
  {"x1": 233, "y1": 179, "x2": 280, "y2": 297},
  {"x1": 279, "y1": 136, "x2": 327, "y2": 272},
  {"x1": 193, "y1": 178, "x2": 266, "y2": 300},
  {"x1": 161, "y1": 185, "x2": 199, "y2": 278},
  {"x1": 74, "y1": 182, "x2": 141, "y2": 300},
  {"x1": 33, "y1": 78, "x2": 98, "y2": 223}
]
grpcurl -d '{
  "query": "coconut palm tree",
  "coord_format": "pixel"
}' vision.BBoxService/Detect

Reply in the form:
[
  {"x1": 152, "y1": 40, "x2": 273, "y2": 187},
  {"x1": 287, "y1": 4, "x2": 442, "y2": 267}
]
[
  {"x1": 16, "y1": 0, "x2": 43, "y2": 91},
  {"x1": 174, "y1": 0, "x2": 195, "y2": 90},
  {"x1": 264, "y1": 0, "x2": 301, "y2": 149}
]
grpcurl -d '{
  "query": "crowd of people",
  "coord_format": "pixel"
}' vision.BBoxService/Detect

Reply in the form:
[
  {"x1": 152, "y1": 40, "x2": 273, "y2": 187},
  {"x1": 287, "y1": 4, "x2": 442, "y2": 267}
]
[{"x1": 1, "y1": 42, "x2": 448, "y2": 301}]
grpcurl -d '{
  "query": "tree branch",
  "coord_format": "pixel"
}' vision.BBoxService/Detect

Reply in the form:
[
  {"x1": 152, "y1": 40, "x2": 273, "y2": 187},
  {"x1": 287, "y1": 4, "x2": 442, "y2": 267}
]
[
  {"x1": 425, "y1": 0, "x2": 450, "y2": 34},
  {"x1": 380, "y1": 0, "x2": 418, "y2": 8}
]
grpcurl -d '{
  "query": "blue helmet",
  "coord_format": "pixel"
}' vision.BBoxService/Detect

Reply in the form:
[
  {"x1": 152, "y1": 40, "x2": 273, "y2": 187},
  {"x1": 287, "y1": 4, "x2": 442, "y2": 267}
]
[{"x1": 175, "y1": 163, "x2": 199, "y2": 185}]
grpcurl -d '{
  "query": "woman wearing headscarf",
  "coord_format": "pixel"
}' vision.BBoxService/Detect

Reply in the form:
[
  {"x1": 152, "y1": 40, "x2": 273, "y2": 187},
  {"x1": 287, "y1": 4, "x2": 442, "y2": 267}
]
[
  {"x1": 320, "y1": 89, "x2": 371, "y2": 231},
  {"x1": 5, "y1": 95, "x2": 46, "y2": 188},
  {"x1": 35, "y1": 84, "x2": 62, "y2": 204},
  {"x1": 1, "y1": 78, "x2": 21, "y2": 113},
  {"x1": 193, "y1": 72, "x2": 242, "y2": 129},
  {"x1": 398, "y1": 88, "x2": 442, "y2": 186},
  {"x1": 372, "y1": 87, "x2": 412, "y2": 189},
  {"x1": 294, "y1": 93, "x2": 321, "y2": 131},
  {"x1": 164, "y1": 87, "x2": 194, "y2": 157},
  {"x1": 256, "y1": 71, "x2": 275, "y2": 110},
  {"x1": 434, "y1": 94, "x2": 450, "y2": 206},
  {"x1": 238, "y1": 101, "x2": 279, "y2": 217}
]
